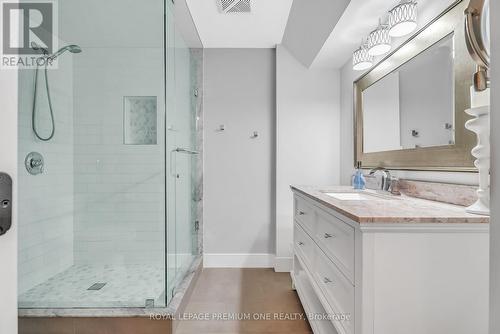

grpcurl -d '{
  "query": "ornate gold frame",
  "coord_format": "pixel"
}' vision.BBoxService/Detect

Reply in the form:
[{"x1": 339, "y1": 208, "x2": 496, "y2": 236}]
[{"x1": 354, "y1": 0, "x2": 477, "y2": 171}]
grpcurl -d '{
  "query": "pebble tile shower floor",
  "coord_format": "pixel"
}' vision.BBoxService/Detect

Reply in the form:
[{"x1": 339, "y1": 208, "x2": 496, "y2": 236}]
[{"x1": 18, "y1": 264, "x2": 168, "y2": 308}]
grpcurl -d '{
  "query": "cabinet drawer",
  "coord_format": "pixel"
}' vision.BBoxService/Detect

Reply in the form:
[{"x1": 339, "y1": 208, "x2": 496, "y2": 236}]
[
  {"x1": 293, "y1": 257, "x2": 340, "y2": 334},
  {"x1": 294, "y1": 223, "x2": 314, "y2": 267},
  {"x1": 314, "y1": 249, "x2": 355, "y2": 334},
  {"x1": 315, "y1": 209, "x2": 355, "y2": 283},
  {"x1": 294, "y1": 195, "x2": 315, "y2": 233}
]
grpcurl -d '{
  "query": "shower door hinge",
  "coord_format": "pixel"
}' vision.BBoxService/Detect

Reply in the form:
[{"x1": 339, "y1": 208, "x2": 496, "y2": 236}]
[
  {"x1": 194, "y1": 220, "x2": 199, "y2": 232},
  {"x1": 145, "y1": 299, "x2": 155, "y2": 308}
]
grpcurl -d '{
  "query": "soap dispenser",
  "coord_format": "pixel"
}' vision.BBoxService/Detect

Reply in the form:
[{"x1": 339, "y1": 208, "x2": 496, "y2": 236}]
[{"x1": 352, "y1": 161, "x2": 366, "y2": 190}]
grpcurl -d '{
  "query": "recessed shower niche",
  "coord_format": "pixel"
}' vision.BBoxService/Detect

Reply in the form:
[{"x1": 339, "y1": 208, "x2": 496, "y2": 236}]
[{"x1": 123, "y1": 96, "x2": 158, "y2": 145}]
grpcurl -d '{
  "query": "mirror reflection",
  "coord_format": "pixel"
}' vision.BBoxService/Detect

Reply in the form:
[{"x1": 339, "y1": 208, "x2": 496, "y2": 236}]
[{"x1": 362, "y1": 34, "x2": 455, "y2": 153}]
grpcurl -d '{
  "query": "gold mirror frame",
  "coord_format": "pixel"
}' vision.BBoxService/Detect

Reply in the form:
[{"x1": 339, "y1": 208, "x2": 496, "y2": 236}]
[
  {"x1": 354, "y1": 0, "x2": 477, "y2": 172},
  {"x1": 465, "y1": 0, "x2": 489, "y2": 68},
  {"x1": 465, "y1": 0, "x2": 490, "y2": 91}
]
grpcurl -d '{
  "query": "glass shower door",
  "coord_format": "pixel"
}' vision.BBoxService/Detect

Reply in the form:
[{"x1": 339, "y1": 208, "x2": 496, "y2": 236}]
[{"x1": 165, "y1": 1, "x2": 202, "y2": 303}]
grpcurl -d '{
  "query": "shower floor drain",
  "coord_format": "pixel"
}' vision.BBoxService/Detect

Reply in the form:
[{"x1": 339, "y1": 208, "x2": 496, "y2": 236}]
[{"x1": 87, "y1": 283, "x2": 106, "y2": 291}]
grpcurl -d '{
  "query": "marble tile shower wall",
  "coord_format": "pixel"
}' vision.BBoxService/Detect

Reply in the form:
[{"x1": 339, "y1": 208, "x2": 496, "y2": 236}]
[
  {"x1": 73, "y1": 47, "x2": 165, "y2": 266},
  {"x1": 18, "y1": 54, "x2": 75, "y2": 294},
  {"x1": 191, "y1": 48, "x2": 204, "y2": 255}
]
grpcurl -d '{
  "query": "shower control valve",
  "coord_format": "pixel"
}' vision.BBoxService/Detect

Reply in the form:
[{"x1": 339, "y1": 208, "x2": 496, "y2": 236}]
[{"x1": 25, "y1": 152, "x2": 44, "y2": 175}]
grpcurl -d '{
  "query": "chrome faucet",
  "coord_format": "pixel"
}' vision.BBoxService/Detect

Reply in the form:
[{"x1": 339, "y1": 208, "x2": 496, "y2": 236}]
[{"x1": 368, "y1": 167, "x2": 398, "y2": 194}]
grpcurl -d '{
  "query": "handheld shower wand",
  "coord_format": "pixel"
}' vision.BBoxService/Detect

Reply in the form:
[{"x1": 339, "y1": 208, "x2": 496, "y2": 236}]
[{"x1": 31, "y1": 43, "x2": 82, "y2": 141}]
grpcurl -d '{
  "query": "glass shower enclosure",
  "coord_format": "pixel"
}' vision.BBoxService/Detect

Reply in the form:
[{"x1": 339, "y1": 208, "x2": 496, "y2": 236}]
[{"x1": 17, "y1": 0, "x2": 202, "y2": 308}]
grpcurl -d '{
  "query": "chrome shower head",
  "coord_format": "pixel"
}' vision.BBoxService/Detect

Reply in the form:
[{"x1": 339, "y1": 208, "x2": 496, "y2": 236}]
[
  {"x1": 49, "y1": 44, "x2": 82, "y2": 60},
  {"x1": 65, "y1": 45, "x2": 82, "y2": 53}
]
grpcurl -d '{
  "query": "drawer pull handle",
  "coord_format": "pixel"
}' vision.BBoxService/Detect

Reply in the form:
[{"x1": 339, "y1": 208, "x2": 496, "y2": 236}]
[
  {"x1": 324, "y1": 233, "x2": 335, "y2": 239},
  {"x1": 298, "y1": 241, "x2": 305, "y2": 246},
  {"x1": 298, "y1": 211, "x2": 306, "y2": 215},
  {"x1": 323, "y1": 277, "x2": 333, "y2": 284}
]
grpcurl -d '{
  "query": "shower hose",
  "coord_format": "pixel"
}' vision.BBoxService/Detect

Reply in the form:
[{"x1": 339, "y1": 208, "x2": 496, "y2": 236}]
[{"x1": 32, "y1": 62, "x2": 56, "y2": 141}]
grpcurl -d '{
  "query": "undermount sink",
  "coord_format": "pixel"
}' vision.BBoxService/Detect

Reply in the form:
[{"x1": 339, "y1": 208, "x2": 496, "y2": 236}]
[{"x1": 322, "y1": 191, "x2": 397, "y2": 201}]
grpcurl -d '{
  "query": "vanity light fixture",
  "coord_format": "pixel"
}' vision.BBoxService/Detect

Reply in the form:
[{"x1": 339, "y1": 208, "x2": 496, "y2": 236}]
[
  {"x1": 388, "y1": 0, "x2": 418, "y2": 37},
  {"x1": 367, "y1": 20, "x2": 392, "y2": 56},
  {"x1": 352, "y1": 43, "x2": 373, "y2": 71}
]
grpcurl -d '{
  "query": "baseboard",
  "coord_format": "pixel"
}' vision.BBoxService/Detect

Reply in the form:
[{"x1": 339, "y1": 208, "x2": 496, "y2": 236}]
[
  {"x1": 203, "y1": 253, "x2": 275, "y2": 268},
  {"x1": 274, "y1": 256, "x2": 293, "y2": 272}
]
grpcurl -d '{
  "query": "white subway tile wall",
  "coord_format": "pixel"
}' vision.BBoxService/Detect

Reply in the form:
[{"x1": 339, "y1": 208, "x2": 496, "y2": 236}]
[
  {"x1": 72, "y1": 48, "x2": 165, "y2": 267},
  {"x1": 18, "y1": 51, "x2": 75, "y2": 294}
]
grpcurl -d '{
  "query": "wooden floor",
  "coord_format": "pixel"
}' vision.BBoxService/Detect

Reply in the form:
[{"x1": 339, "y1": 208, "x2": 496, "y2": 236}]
[{"x1": 174, "y1": 268, "x2": 312, "y2": 334}]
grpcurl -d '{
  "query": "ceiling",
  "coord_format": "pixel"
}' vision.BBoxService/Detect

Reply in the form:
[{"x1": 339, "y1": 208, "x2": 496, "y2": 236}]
[
  {"x1": 186, "y1": 0, "x2": 458, "y2": 67},
  {"x1": 186, "y1": 0, "x2": 293, "y2": 48}
]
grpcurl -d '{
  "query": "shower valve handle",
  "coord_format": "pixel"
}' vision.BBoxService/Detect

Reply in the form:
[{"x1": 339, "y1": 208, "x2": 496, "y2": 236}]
[
  {"x1": 25, "y1": 152, "x2": 44, "y2": 175},
  {"x1": 30, "y1": 159, "x2": 43, "y2": 168}
]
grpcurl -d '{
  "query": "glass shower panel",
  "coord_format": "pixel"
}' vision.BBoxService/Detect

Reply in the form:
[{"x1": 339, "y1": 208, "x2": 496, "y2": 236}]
[{"x1": 17, "y1": 0, "x2": 202, "y2": 310}]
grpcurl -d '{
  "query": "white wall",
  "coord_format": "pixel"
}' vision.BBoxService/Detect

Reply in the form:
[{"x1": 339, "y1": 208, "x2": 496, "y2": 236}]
[
  {"x1": 203, "y1": 49, "x2": 276, "y2": 267},
  {"x1": 0, "y1": 62, "x2": 18, "y2": 334},
  {"x1": 490, "y1": 0, "x2": 499, "y2": 332},
  {"x1": 362, "y1": 72, "x2": 401, "y2": 153},
  {"x1": 399, "y1": 38, "x2": 454, "y2": 149},
  {"x1": 275, "y1": 45, "x2": 340, "y2": 271},
  {"x1": 17, "y1": 52, "x2": 75, "y2": 294},
  {"x1": 59, "y1": 0, "x2": 163, "y2": 49},
  {"x1": 72, "y1": 47, "x2": 165, "y2": 266},
  {"x1": 340, "y1": 61, "x2": 356, "y2": 185},
  {"x1": 56, "y1": 0, "x2": 166, "y2": 267}
]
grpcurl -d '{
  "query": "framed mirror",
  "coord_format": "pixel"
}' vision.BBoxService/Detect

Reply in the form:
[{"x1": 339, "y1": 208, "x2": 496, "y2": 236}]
[{"x1": 354, "y1": 0, "x2": 477, "y2": 171}]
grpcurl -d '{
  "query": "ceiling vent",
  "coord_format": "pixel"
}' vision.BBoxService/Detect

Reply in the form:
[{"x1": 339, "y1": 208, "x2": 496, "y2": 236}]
[{"x1": 217, "y1": 0, "x2": 251, "y2": 13}]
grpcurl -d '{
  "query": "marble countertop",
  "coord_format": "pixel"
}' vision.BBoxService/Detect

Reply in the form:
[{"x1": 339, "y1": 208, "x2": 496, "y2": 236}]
[{"x1": 291, "y1": 185, "x2": 489, "y2": 224}]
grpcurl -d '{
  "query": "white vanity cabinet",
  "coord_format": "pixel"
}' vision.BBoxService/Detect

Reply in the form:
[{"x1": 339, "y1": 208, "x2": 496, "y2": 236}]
[{"x1": 291, "y1": 191, "x2": 489, "y2": 334}]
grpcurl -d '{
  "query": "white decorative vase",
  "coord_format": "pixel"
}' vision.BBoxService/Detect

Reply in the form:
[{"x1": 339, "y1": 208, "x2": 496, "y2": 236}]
[{"x1": 465, "y1": 105, "x2": 490, "y2": 216}]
